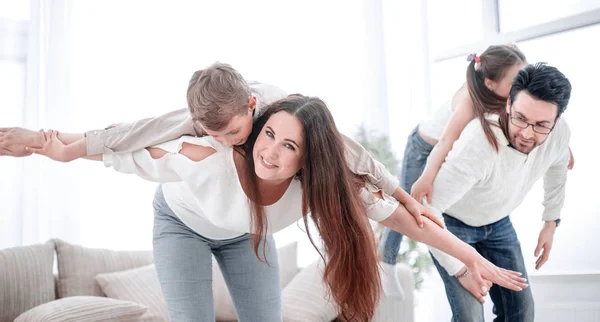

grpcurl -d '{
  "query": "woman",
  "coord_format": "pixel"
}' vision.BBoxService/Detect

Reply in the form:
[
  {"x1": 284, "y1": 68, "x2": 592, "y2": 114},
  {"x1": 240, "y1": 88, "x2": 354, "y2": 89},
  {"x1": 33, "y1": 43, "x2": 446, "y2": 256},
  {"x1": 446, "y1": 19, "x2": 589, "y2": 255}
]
[{"x1": 31, "y1": 95, "x2": 527, "y2": 322}]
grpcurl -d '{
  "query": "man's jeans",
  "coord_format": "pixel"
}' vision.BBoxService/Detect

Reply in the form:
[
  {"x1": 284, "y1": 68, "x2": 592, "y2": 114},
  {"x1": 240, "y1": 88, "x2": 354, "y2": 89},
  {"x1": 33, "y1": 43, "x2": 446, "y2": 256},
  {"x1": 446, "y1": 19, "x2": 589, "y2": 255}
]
[{"x1": 432, "y1": 214, "x2": 534, "y2": 322}]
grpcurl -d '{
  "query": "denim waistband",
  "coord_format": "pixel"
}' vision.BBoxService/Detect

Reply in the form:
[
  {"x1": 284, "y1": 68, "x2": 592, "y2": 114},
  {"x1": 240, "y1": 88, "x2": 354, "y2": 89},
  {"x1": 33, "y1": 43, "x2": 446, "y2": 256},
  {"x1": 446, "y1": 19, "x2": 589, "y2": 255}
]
[{"x1": 410, "y1": 126, "x2": 435, "y2": 152}]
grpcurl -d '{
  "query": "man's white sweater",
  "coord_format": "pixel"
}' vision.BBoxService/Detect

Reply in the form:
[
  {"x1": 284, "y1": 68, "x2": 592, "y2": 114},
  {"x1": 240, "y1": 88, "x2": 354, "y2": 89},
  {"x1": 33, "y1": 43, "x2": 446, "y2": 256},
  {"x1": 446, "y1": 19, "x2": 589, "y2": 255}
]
[{"x1": 427, "y1": 116, "x2": 570, "y2": 275}]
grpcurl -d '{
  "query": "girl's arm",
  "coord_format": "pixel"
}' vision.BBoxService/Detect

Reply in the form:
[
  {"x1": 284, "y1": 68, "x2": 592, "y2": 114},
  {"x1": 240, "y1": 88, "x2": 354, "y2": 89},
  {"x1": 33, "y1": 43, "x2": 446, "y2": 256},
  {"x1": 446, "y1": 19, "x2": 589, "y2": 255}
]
[{"x1": 411, "y1": 87, "x2": 476, "y2": 204}]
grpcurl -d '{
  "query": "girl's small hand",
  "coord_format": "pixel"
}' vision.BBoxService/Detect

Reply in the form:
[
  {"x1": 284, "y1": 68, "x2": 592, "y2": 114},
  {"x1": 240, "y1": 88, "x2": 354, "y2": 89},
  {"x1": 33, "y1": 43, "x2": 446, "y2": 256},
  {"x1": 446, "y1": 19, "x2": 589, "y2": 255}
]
[
  {"x1": 568, "y1": 147, "x2": 574, "y2": 170},
  {"x1": 411, "y1": 176, "x2": 434, "y2": 205}
]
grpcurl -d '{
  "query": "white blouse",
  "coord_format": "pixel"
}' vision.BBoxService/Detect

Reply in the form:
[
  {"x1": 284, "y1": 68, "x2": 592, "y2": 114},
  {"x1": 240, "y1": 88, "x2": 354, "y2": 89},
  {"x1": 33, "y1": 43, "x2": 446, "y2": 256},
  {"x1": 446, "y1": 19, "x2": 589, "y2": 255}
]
[{"x1": 103, "y1": 136, "x2": 398, "y2": 240}]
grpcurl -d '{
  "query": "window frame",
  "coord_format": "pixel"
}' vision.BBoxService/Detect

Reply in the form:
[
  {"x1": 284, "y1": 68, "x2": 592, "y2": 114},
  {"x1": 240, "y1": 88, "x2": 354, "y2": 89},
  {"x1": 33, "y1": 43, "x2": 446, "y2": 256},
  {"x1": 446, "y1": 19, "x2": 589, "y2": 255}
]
[{"x1": 429, "y1": 0, "x2": 600, "y2": 64}]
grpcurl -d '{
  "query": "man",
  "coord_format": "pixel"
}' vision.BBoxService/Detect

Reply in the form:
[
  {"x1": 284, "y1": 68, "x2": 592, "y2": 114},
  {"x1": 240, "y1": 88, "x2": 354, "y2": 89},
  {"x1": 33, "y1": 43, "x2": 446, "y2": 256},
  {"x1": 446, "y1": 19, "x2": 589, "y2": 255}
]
[{"x1": 428, "y1": 62, "x2": 572, "y2": 321}]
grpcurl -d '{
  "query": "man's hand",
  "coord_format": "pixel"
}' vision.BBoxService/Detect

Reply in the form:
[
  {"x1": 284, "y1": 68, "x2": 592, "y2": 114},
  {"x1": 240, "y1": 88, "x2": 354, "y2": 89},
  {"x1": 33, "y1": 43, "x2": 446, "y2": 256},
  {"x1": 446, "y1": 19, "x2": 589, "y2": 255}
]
[
  {"x1": 535, "y1": 221, "x2": 556, "y2": 270},
  {"x1": 456, "y1": 266, "x2": 493, "y2": 303},
  {"x1": 0, "y1": 127, "x2": 45, "y2": 157}
]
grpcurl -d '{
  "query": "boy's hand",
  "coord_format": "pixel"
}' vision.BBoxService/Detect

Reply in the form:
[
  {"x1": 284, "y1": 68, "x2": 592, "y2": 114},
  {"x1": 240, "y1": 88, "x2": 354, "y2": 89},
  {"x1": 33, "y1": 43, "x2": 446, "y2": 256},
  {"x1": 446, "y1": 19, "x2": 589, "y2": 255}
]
[{"x1": 26, "y1": 130, "x2": 72, "y2": 162}]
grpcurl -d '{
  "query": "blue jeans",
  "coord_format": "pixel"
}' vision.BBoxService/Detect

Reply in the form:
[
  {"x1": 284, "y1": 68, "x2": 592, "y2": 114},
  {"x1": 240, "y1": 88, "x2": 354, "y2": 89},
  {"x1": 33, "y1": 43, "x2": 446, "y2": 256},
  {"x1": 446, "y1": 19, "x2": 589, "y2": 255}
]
[
  {"x1": 379, "y1": 127, "x2": 434, "y2": 264},
  {"x1": 432, "y1": 214, "x2": 534, "y2": 322},
  {"x1": 152, "y1": 186, "x2": 282, "y2": 322}
]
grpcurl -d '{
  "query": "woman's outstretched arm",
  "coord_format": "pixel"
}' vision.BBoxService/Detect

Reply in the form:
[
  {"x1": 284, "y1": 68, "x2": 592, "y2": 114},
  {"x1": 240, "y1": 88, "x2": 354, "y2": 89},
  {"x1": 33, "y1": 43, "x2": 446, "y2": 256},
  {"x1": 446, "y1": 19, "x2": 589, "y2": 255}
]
[{"x1": 380, "y1": 201, "x2": 528, "y2": 303}]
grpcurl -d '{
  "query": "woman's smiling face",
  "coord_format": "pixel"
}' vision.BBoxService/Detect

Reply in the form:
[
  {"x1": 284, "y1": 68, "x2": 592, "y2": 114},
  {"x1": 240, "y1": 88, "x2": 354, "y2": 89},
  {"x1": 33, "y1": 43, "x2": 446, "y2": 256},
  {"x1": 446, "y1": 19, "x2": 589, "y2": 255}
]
[{"x1": 252, "y1": 111, "x2": 305, "y2": 183}]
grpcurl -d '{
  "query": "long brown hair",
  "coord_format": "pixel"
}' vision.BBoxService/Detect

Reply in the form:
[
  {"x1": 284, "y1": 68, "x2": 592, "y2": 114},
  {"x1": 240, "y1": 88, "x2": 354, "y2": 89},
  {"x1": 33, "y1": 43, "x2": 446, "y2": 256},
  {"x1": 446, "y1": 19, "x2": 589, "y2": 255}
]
[
  {"x1": 236, "y1": 94, "x2": 381, "y2": 321},
  {"x1": 466, "y1": 44, "x2": 526, "y2": 151}
]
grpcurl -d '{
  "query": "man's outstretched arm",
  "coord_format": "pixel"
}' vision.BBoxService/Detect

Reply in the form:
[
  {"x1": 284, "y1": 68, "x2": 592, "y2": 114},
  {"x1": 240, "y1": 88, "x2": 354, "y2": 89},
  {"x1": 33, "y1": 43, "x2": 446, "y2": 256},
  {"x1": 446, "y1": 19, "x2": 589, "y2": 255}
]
[
  {"x1": 1, "y1": 128, "x2": 82, "y2": 156},
  {"x1": 0, "y1": 127, "x2": 88, "y2": 160}
]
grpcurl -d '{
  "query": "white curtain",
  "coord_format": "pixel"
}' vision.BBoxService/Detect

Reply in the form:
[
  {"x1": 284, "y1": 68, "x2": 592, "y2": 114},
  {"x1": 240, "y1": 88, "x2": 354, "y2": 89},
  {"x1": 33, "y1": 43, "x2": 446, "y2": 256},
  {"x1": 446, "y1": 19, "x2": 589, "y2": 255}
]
[
  {"x1": 17, "y1": 0, "x2": 81, "y2": 247},
  {"x1": 0, "y1": 0, "x2": 80, "y2": 249},
  {"x1": 381, "y1": 0, "x2": 431, "y2": 154},
  {"x1": 5, "y1": 0, "x2": 428, "y2": 253}
]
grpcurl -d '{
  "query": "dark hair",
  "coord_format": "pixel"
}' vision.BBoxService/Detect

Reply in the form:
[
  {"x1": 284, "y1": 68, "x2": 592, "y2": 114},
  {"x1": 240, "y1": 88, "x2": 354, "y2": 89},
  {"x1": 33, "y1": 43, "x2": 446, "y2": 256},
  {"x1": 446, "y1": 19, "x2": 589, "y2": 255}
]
[
  {"x1": 509, "y1": 62, "x2": 571, "y2": 117},
  {"x1": 236, "y1": 94, "x2": 381, "y2": 321},
  {"x1": 187, "y1": 62, "x2": 251, "y2": 131},
  {"x1": 466, "y1": 44, "x2": 527, "y2": 151}
]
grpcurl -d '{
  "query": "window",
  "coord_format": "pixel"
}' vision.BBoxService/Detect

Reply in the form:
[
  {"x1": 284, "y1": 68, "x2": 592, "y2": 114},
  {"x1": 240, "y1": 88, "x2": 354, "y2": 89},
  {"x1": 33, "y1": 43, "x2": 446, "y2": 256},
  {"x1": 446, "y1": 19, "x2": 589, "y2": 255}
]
[{"x1": 499, "y1": 0, "x2": 600, "y2": 32}]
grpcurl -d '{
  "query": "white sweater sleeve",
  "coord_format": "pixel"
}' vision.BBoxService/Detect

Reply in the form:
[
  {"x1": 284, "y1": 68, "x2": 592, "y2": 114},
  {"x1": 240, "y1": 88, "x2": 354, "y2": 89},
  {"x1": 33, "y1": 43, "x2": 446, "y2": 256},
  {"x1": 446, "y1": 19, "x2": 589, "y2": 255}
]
[
  {"x1": 102, "y1": 136, "x2": 217, "y2": 183},
  {"x1": 423, "y1": 202, "x2": 467, "y2": 276},
  {"x1": 102, "y1": 149, "x2": 184, "y2": 183},
  {"x1": 427, "y1": 121, "x2": 497, "y2": 275},
  {"x1": 542, "y1": 118, "x2": 571, "y2": 221}
]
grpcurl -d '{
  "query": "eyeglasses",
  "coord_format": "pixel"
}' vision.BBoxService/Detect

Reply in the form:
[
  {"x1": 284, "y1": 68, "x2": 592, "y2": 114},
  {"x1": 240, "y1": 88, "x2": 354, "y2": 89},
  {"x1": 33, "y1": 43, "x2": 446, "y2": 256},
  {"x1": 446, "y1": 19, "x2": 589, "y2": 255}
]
[{"x1": 509, "y1": 108, "x2": 555, "y2": 135}]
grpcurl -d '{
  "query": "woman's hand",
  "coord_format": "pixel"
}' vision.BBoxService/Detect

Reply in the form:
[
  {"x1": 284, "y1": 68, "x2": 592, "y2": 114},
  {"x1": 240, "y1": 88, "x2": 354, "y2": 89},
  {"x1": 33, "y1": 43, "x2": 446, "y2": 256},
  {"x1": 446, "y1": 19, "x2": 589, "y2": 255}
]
[
  {"x1": 26, "y1": 130, "x2": 74, "y2": 162},
  {"x1": 404, "y1": 198, "x2": 444, "y2": 229},
  {"x1": 411, "y1": 175, "x2": 434, "y2": 205},
  {"x1": 457, "y1": 257, "x2": 528, "y2": 303}
]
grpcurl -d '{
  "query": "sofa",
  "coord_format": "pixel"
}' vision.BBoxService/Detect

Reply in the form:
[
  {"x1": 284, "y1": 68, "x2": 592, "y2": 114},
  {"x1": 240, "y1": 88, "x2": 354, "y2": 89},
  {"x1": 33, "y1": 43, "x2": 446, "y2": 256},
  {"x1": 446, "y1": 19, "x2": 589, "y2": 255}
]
[{"x1": 0, "y1": 239, "x2": 414, "y2": 321}]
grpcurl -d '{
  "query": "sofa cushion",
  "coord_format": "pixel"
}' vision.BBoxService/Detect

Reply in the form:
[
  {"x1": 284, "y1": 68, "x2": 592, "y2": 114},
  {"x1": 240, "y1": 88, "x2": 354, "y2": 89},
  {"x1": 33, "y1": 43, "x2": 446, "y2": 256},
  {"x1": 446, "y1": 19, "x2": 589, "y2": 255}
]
[
  {"x1": 95, "y1": 264, "x2": 168, "y2": 322},
  {"x1": 0, "y1": 240, "x2": 56, "y2": 322},
  {"x1": 14, "y1": 296, "x2": 147, "y2": 322},
  {"x1": 214, "y1": 241, "x2": 299, "y2": 321},
  {"x1": 53, "y1": 238, "x2": 154, "y2": 298},
  {"x1": 281, "y1": 260, "x2": 338, "y2": 322},
  {"x1": 281, "y1": 262, "x2": 416, "y2": 322}
]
